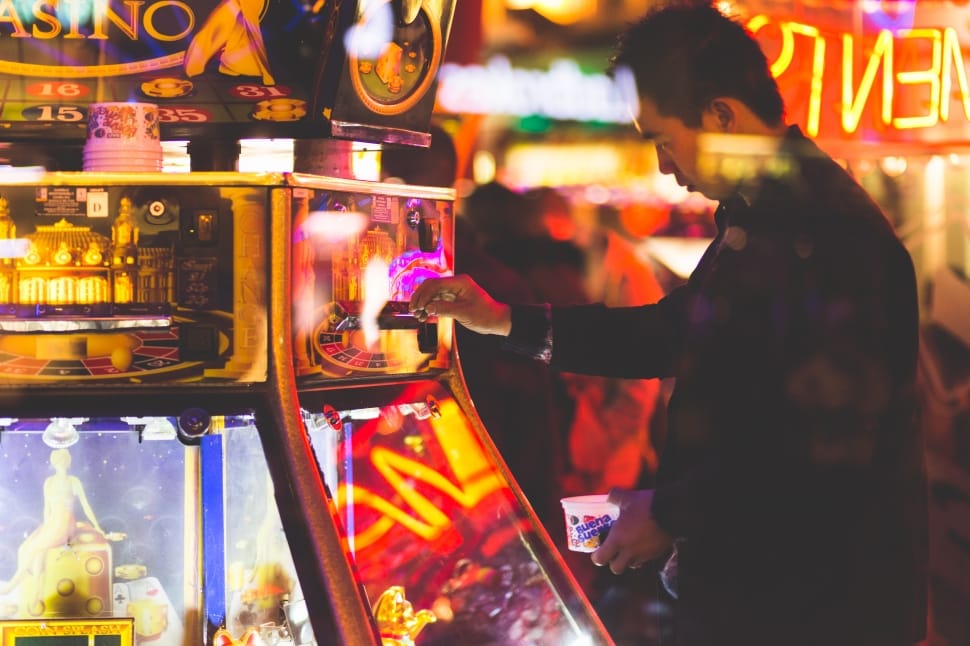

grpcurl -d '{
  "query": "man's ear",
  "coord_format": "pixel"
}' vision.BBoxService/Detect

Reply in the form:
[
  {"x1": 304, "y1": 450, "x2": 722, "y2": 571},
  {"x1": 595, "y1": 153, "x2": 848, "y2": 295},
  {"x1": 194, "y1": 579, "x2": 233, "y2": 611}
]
[{"x1": 704, "y1": 98, "x2": 737, "y2": 132}]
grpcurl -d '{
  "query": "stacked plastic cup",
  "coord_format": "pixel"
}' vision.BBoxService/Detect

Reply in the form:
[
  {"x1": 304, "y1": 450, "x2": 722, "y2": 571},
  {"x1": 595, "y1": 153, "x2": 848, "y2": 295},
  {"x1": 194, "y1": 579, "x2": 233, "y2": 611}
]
[
  {"x1": 560, "y1": 494, "x2": 620, "y2": 552},
  {"x1": 83, "y1": 102, "x2": 162, "y2": 172}
]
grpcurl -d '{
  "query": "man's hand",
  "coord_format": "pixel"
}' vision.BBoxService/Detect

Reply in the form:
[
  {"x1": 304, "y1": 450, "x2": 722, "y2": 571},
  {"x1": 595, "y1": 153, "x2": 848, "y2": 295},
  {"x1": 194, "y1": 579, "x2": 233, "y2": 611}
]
[
  {"x1": 592, "y1": 488, "x2": 674, "y2": 574},
  {"x1": 409, "y1": 275, "x2": 512, "y2": 336}
]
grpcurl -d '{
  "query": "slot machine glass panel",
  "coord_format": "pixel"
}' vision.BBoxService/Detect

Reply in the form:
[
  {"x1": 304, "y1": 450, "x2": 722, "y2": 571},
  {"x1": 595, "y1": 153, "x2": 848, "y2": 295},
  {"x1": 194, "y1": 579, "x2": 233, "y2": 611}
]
[{"x1": 0, "y1": 414, "x2": 308, "y2": 646}]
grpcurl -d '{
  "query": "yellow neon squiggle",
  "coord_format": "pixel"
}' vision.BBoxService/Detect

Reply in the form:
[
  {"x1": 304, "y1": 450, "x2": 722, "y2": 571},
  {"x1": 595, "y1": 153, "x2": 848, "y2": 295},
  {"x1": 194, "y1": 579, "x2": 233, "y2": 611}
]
[
  {"x1": 338, "y1": 484, "x2": 442, "y2": 542},
  {"x1": 347, "y1": 514, "x2": 395, "y2": 549},
  {"x1": 334, "y1": 397, "x2": 510, "y2": 552},
  {"x1": 337, "y1": 446, "x2": 506, "y2": 550}
]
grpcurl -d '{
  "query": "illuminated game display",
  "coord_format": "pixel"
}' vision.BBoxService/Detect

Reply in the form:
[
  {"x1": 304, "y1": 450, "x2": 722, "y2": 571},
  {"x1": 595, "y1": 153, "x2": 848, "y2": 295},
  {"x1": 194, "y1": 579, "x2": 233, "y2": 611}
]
[
  {"x1": 0, "y1": 177, "x2": 264, "y2": 382},
  {"x1": 290, "y1": 178, "x2": 451, "y2": 379},
  {"x1": 0, "y1": 0, "x2": 454, "y2": 144},
  {"x1": 0, "y1": 413, "x2": 308, "y2": 646}
]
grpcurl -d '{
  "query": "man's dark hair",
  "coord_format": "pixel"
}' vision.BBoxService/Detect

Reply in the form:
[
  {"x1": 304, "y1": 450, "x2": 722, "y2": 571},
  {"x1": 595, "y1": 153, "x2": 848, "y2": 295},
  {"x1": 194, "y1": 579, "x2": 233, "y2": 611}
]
[{"x1": 609, "y1": 1, "x2": 785, "y2": 128}]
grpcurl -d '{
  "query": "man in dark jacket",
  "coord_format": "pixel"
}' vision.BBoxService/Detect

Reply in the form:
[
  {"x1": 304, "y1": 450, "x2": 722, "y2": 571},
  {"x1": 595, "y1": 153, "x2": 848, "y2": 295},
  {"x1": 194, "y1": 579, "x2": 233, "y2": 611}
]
[{"x1": 409, "y1": 3, "x2": 927, "y2": 645}]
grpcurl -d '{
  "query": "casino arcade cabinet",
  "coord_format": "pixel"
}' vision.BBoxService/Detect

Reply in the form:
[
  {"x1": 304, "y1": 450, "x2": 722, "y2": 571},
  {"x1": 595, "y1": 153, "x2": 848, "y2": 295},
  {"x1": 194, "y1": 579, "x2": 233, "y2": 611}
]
[
  {"x1": 0, "y1": 1, "x2": 613, "y2": 644},
  {"x1": 0, "y1": 173, "x2": 381, "y2": 646}
]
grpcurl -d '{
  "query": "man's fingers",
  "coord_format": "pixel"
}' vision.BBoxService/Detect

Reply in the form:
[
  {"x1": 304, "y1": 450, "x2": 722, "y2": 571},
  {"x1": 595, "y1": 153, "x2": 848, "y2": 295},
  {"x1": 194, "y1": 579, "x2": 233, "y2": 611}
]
[
  {"x1": 608, "y1": 552, "x2": 638, "y2": 575},
  {"x1": 591, "y1": 515, "x2": 626, "y2": 569},
  {"x1": 591, "y1": 537, "x2": 617, "y2": 568},
  {"x1": 593, "y1": 540, "x2": 640, "y2": 575},
  {"x1": 422, "y1": 299, "x2": 458, "y2": 319},
  {"x1": 410, "y1": 277, "x2": 463, "y2": 313}
]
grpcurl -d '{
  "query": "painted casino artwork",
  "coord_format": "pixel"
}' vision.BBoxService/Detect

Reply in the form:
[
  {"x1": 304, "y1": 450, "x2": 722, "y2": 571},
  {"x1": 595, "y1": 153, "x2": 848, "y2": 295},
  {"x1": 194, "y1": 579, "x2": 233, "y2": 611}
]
[
  {"x1": 0, "y1": 418, "x2": 303, "y2": 645},
  {"x1": 0, "y1": 0, "x2": 453, "y2": 141},
  {"x1": 0, "y1": 423, "x2": 186, "y2": 645}
]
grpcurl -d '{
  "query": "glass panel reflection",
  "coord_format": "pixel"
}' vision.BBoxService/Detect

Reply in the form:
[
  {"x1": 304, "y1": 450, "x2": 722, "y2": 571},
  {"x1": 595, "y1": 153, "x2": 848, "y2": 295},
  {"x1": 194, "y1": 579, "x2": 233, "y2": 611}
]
[{"x1": 303, "y1": 382, "x2": 600, "y2": 645}]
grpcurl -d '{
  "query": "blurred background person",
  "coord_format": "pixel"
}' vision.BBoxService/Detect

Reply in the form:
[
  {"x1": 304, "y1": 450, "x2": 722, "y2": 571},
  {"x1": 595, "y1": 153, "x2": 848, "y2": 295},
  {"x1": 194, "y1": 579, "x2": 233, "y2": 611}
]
[
  {"x1": 486, "y1": 185, "x2": 666, "y2": 495},
  {"x1": 464, "y1": 181, "x2": 669, "y2": 632},
  {"x1": 579, "y1": 203, "x2": 668, "y2": 486},
  {"x1": 381, "y1": 126, "x2": 566, "y2": 543}
]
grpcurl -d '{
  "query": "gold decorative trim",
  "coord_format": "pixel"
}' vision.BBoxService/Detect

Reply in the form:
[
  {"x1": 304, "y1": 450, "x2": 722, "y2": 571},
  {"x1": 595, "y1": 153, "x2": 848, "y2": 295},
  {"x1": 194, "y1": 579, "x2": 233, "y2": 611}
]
[{"x1": 0, "y1": 53, "x2": 184, "y2": 78}]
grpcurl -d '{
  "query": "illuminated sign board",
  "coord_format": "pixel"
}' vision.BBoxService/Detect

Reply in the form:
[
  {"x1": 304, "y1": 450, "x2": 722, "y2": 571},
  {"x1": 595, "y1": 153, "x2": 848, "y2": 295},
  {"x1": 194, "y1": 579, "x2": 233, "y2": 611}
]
[
  {"x1": 438, "y1": 2, "x2": 970, "y2": 144},
  {"x1": 435, "y1": 56, "x2": 637, "y2": 124},
  {"x1": 0, "y1": 0, "x2": 320, "y2": 140},
  {"x1": 0, "y1": 618, "x2": 134, "y2": 645}
]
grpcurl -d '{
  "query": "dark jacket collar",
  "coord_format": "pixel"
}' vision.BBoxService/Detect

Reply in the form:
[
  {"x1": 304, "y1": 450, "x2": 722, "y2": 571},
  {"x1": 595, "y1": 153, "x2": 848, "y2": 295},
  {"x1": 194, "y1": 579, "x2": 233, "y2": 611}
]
[{"x1": 721, "y1": 124, "x2": 839, "y2": 228}]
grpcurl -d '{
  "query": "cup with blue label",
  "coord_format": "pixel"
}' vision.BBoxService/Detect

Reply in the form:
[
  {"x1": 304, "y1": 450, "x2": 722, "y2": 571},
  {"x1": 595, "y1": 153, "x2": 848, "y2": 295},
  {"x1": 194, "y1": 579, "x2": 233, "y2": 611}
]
[{"x1": 560, "y1": 494, "x2": 619, "y2": 552}]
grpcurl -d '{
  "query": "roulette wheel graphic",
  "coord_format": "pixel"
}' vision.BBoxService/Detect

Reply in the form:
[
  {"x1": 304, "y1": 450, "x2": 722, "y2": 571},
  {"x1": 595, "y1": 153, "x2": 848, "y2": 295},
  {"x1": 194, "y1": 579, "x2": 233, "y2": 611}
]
[{"x1": 311, "y1": 301, "x2": 403, "y2": 374}]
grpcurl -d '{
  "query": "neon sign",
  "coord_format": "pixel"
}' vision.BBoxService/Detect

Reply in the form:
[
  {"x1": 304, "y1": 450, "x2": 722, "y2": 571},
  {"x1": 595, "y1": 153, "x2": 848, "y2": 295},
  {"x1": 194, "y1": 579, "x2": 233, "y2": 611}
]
[{"x1": 749, "y1": 15, "x2": 970, "y2": 140}]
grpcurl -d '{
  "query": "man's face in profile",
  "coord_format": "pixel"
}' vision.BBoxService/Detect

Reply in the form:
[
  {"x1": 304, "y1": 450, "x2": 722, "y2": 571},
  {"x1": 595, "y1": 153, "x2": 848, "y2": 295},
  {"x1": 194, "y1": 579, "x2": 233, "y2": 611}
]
[{"x1": 633, "y1": 95, "x2": 738, "y2": 202}]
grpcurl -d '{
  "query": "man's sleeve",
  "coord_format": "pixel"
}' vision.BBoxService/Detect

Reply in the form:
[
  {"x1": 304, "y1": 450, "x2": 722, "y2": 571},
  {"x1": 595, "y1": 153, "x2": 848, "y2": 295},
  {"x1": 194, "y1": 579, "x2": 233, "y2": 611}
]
[{"x1": 502, "y1": 303, "x2": 553, "y2": 363}]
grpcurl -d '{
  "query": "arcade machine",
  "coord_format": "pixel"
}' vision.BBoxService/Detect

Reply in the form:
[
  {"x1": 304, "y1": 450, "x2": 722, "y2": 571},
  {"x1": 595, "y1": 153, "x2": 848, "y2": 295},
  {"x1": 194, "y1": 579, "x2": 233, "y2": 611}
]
[{"x1": 0, "y1": 1, "x2": 614, "y2": 645}]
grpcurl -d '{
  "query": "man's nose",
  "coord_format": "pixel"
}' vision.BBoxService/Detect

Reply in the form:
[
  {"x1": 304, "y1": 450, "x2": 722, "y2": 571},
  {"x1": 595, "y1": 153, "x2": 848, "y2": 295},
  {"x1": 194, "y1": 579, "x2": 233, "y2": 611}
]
[{"x1": 656, "y1": 146, "x2": 676, "y2": 175}]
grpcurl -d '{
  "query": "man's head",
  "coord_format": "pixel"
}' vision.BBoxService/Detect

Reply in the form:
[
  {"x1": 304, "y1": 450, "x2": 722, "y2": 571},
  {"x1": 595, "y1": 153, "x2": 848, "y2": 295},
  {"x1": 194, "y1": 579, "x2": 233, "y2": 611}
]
[
  {"x1": 380, "y1": 123, "x2": 458, "y2": 189},
  {"x1": 463, "y1": 181, "x2": 539, "y2": 244},
  {"x1": 611, "y1": 1, "x2": 788, "y2": 200}
]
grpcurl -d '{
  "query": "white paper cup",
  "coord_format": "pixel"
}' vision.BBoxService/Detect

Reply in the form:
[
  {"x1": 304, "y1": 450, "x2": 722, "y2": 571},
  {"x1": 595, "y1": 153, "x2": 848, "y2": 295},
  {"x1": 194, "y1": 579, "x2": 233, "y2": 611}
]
[
  {"x1": 83, "y1": 156, "x2": 162, "y2": 172},
  {"x1": 83, "y1": 148, "x2": 162, "y2": 158},
  {"x1": 86, "y1": 101, "x2": 160, "y2": 145},
  {"x1": 561, "y1": 494, "x2": 619, "y2": 552},
  {"x1": 84, "y1": 140, "x2": 162, "y2": 153}
]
